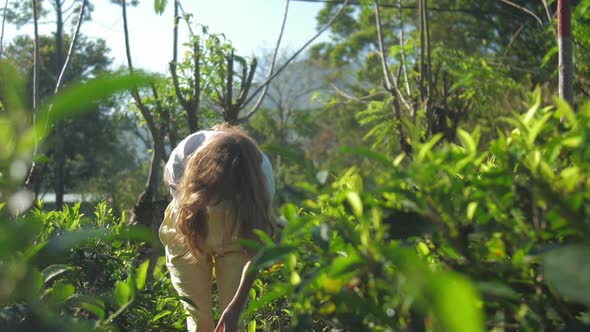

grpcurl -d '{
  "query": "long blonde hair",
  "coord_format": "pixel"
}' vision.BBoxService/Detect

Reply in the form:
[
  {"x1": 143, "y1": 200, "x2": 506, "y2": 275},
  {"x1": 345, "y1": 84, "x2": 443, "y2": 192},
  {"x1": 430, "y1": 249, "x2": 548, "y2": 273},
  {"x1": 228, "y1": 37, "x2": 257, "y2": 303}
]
[{"x1": 175, "y1": 125, "x2": 273, "y2": 255}]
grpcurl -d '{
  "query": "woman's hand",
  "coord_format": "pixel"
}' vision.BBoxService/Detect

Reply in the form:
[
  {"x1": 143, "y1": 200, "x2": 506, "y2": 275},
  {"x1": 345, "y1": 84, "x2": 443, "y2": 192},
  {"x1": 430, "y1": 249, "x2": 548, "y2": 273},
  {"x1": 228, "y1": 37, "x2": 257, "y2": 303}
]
[
  {"x1": 214, "y1": 303, "x2": 240, "y2": 332},
  {"x1": 214, "y1": 259, "x2": 258, "y2": 332}
]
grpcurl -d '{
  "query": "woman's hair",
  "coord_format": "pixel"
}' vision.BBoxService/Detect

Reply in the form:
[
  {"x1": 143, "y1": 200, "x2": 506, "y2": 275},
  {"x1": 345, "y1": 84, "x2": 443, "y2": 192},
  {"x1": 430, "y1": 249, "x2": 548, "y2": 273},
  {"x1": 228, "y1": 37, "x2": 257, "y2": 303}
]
[{"x1": 175, "y1": 125, "x2": 273, "y2": 256}]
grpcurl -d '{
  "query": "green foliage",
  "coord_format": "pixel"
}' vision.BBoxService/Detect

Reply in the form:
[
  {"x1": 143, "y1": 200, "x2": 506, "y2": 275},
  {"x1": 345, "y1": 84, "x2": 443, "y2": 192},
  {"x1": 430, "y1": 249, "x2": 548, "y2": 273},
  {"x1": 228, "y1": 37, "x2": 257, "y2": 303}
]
[
  {"x1": 246, "y1": 94, "x2": 590, "y2": 331},
  {"x1": 0, "y1": 62, "x2": 188, "y2": 331}
]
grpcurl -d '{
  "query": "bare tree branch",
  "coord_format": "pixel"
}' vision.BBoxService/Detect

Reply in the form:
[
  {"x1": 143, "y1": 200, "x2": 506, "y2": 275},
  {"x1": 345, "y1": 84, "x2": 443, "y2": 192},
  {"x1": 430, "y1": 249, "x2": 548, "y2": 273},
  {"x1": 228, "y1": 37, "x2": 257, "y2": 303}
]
[
  {"x1": 375, "y1": 0, "x2": 411, "y2": 111},
  {"x1": 541, "y1": 0, "x2": 553, "y2": 23},
  {"x1": 238, "y1": 0, "x2": 290, "y2": 122},
  {"x1": 224, "y1": 50, "x2": 234, "y2": 120},
  {"x1": 31, "y1": 0, "x2": 40, "y2": 111},
  {"x1": 501, "y1": 21, "x2": 527, "y2": 63},
  {"x1": 24, "y1": 0, "x2": 42, "y2": 191},
  {"x1": 374, "y1": 0, "x2": 394, "y2": 92},
  {"x1": 239, "y1": 0, "x2": 351, "y2": 122},
  {"x1": 54, "y1": 0, "x2": 87, "y2": 93},
  {"x1": 0, "y1": 0, "x2": 8, "y2": 58},
  {"x1": 121, "y1": 0, "x2": 156, "y2": 131},
  {"x1": 397, "y1": 0, "x2": 410, "y2": 97},
  {"x1": 189, "y1": 39, "x2": 200, "y2": 132},
  {"x1": 170, "y1": 0, "x2": 190, "y2": 112},
  {"x1": 375, "y1": 0, "x2": 412, "y2": 156},
  {"x1": 177, "y1": 1, "x2": 195, "y2": 36},
  {"x1": 498, "y1": 0, "x2": 543, "y2": 26},
  {"x1": 331, "y1": 83, "x2": 387, "y2": 104},
  {"x1": 292, "y1": 0, "x2": 516, "y2": 17}
]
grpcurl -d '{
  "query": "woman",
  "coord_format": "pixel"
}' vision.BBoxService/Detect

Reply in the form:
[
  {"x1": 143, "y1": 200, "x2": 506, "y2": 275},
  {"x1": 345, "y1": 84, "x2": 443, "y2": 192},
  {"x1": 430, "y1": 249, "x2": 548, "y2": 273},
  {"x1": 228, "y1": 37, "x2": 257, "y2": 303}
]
[{"x1": 159, "y1": 124, "x2": 275, "y2": 332}]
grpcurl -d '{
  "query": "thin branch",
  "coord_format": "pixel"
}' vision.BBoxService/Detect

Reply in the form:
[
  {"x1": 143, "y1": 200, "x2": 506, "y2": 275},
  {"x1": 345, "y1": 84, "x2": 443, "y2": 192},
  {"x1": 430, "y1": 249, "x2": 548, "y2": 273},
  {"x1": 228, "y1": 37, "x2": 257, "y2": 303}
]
[
  {"x1": 100, "y1": 300, "x2": 134, "y2": 326},
  {"x1": 32, "y1": 0, "x2": 40, "y2": 111},
  {"x1": 189, "y1": 39, "x2": 200, "y2": 132},
  {"x1": 292, "y1": 0, "x2": 515, "y2": 17},
  {"x1": 170, "y1": 0, "x2": 190, "y2": 111},
  {"x1": 398, "y1": 0, "x2": 410, "y2": 97},
  {"x1": 0, "y1": 0, "x2": 9, "y2": 58},
  {"x1": 61, "y1": 0, "x2": 78, "y2": 16},
  {"x1": 25, "y1": 0, "x2": 42, "y2": 190},
  {"x1": 331, "y1": 83, "x2": 387, "y2": 104},
  {"x1": 224, "y1": 50, "x2": 234, "y2": 120},
  {"x1": 235, "y1": 57, "x2": 256, "y2": 107},
  {"x1": 121, "y1": 0, "x2": 154, "y2": 127},
  {"x1": 374, "y1": 0, "x2": 394, "y2": 92},
  {"x1": 418, "y1": 0, "x2": 425, "y2": 105},
  {"x1": 541, "y1": 0, "x2": 553, "y2": 23},
  {"x1": 238, "y1": 0, "x2": 290, "y2": 122},
  {"x1": 177, "y1": 1, "x2": 195, "y2": 37},
  {"x1": 501, "y1": 21, "x2": 526, "y2": 63},
  {"x1": 375, "y1": 0, "x2": 411, "y2": 111},
  {"x1": 498, "y1": 0, "x2": 543, "y2": 26},
  {"x1": 54, "y1": 0, "x2": 87, "y2": 93},
  {"x1": 424, "y1": 0, "x2": 432, "y2": 108},
  {"x1": 240, "y1": 0, "x2": 351, "y2": 122}
]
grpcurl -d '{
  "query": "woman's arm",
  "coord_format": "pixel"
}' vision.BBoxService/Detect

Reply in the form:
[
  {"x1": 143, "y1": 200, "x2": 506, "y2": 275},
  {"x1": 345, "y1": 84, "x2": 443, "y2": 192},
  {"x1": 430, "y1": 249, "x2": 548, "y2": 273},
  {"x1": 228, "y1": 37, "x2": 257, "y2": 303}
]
[{"x1": 214, "y1": 259, "x2": 258, "y2": 332}]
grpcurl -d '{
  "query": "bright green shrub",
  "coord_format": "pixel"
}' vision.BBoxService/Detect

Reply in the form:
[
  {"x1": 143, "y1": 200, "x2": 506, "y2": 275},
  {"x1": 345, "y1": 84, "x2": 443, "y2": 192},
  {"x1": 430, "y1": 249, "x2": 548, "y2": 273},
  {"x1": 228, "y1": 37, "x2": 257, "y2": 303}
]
[
  {"x1": 0, "y1": 63, "x2": 188, "y2": 331},
  {"x1": 249, "y1": 92, "x2": 590, "y2": 331}
]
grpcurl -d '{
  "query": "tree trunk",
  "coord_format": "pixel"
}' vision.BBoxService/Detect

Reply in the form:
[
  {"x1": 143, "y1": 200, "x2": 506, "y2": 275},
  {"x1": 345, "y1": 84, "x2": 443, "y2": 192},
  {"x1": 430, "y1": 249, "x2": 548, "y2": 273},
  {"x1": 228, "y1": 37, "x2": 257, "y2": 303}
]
[
  {"x1": 131, "y1": 132, "x2": 167, "y2": 229},
  {"x1": 121, "y1": 0, "x2": 169, "y2": 226},
  {"x1": 54, "y1": 0, "x2": 65, "y2": 210},
  {"x1": 558, "y1": 0, "x2": 574, "y2": 107}
]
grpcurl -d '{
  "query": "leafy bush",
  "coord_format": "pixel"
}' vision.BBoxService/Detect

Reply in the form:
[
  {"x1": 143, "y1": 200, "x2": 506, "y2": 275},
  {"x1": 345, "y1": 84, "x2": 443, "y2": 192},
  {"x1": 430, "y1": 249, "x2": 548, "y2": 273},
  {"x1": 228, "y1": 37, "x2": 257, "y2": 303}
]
[
  {"x1": 2, "y1": 53, "x2": 590, "y2": 331},
  {"x1": 248, "y1": 91, "x2": 590, "y2": 331},
  {"x1": 0, "y1": 62, "x2": 188, "y2": 331},
  {"x1": 0, "y1": 201, "x2": 189, "y2": 331}
]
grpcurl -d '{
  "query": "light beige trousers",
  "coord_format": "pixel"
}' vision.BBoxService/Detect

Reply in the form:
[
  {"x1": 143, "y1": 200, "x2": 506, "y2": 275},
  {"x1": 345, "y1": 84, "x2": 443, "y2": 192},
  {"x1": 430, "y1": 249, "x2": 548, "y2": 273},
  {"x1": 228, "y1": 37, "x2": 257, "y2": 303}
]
[{"x1": 159, "y1": 200, "x2": 249, "y2": 332}]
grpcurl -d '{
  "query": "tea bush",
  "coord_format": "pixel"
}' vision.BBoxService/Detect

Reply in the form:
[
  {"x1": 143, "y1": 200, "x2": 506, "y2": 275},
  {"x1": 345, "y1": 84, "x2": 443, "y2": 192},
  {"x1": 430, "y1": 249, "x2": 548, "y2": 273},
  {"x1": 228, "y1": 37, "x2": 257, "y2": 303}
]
[
  {"x1": 248, "y1": 91, "x2": 590, "y2": 331},
  {"x1": 2, "y1": 58, "x2": 589, "y2": 331}
]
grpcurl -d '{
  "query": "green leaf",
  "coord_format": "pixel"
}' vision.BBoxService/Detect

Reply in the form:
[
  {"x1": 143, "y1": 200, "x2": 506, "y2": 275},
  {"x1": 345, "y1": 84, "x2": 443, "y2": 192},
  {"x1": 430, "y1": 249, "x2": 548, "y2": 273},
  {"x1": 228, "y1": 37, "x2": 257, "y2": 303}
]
[
  {"x1": 457, "y1": 129, "x2": 477, "y2": 157},
  {"x1": 66, "y1": 294, "x2": 106, "y2": 320},
  {"x1": 544, "y1": 245, "x2": 590, "y2": 306},
  {"x1": 154, "y1": 0, "x2": 168, "y2": 15},
  {"x1": 20, "y1": 72, "x2": 158, "y2": 156},
  {"x1": 0, "y1": 118, "x2": 15, "y2": 160},
  {"x1": 253, "y1": 229, "x2": 274, "y2": 246},
  {"x1": 328, "y1": 254, "x2": 363, "y2": 276},
  {"x1": 281, "y1": 203, "x2": 298, "y2": 222},
  {"x1": 417, "y1": 133, "x2": 443, "y2": 162},
  {"x1": 345, "y1": 191, "x2": 363, "y2": 218},
  {"x1": 114, "y1": 280, "x2": 131, "y2": 306},
  {"x1": 290, "y1": 271, "x2": 302, "y2": 286},
  {"x1": 475, "y1": 281, "x2": 518, "y2": 300},
  {"x1": 32, "y1": 226, "x2": 157, "y2": 264},
  {"x1": 152, "y1": 310, "x2": 172, "y2": 322},
  {"x1": 541, "y1": 45, "x2": 558, "y2": 68},
  {"x1": 30, "y1": 268, "x2": 44, "y2": 297},
  {"x1": 135, "y1": 260, "x2": 150, "y2": 291},
  {"x1": 553, "y1": 97, "x2": 578, "y2": 130},
  {"x1": 248, "y1": 320, "x2": 257, "y2": 332},
  {"x1": 417, "y1": 242, "x2": 430, "y2": 256},
  {"x1": 0, "y1": 61, "x2": 26, "y2": 113},
  {"x1": 253, "y1": 246, "x2": 298, "y2": 269},
  {"x1": 523, "y1": 89, "x2": 541, "y2": 125},
  {"x1": 430, "y1": 274, "x2": 484, "y2": 332},
  {"x1": 47, "y1": 281, "x2": 76, "y2": 302},
  {"x1": 243, "y1": 285, "x2": 290, "y2": 317},
  {"x1": 467, "y1": 202, "x2": 478, "y2": 221},
  {"x1": 527, "y1": 112, "x2": 552, "y2": 146},
  {"x1": 42, "y1": 264, "x2": 73, "y2": 284}
]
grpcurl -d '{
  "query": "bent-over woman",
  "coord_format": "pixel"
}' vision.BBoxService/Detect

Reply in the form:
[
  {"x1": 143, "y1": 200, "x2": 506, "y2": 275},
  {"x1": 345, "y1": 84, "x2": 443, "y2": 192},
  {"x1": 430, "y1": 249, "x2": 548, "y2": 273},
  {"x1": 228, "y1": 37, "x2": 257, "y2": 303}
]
[{"x1": 159, "y1": 124, "x2": 275, "y2": 332}]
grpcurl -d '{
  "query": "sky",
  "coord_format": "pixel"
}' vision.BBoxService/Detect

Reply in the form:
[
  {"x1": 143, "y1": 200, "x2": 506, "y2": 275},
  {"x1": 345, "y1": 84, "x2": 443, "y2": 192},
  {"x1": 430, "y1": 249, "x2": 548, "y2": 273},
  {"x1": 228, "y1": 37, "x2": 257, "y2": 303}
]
[{"x1": 7, "y1": 0, "x2": 329, "y2": 73}]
